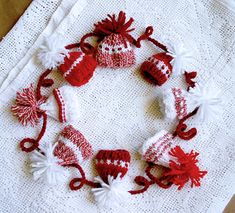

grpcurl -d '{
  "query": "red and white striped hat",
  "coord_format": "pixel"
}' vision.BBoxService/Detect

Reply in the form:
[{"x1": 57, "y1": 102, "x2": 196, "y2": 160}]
[
  {"x1": 140, "y1": 130, "x2": 174, "y2": 167},
  {"x1": 59, "y1": 51, "x2": 97, "y2": 87},
  {"x1": 96, "y1": 34, "x2": 135, "y2": 68},
  {"x1": 95, "y1": 149, "x2": 131, "y2": 183},
  {"x1": 140, "y1": 52, "x2": 173, "y2": 86},
  {"x1": 40, "y1": 85, "x2": 79, "y2": 123},
  {"x1": 160, "y1": 87, "x2": 195, "y2": 120},
  {"x1": 54, "y1": 125, "x2": 93, "y2": 165}
]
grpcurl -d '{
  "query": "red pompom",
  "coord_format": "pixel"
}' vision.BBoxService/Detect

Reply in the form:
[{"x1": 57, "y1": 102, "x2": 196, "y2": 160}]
[
  {"x1": 140, "y1": 52, "x2": 173, "y2": 86},
  {"x1": 59, "y1": 51, "x2": 97, "y2": 87},
  {"x1": 11, "y1": 84, "x2": 46, "y2": 127},
  {"x1": 164, "y1": 146, "x2": 207, "y2": 190}
]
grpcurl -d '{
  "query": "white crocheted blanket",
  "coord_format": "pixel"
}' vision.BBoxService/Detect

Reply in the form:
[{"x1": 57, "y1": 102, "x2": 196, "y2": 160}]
[{"x1": 0, "y1": 0, "x2": 235, "y2": 212}]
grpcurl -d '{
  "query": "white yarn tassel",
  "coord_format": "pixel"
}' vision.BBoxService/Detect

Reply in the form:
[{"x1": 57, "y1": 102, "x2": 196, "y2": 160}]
[
  {"x1": 91, "y1": 174, "x2": 129, "y2": 208},
  {"x1": 30, "y1": 142, "x2": 68, "y2": 185},
  {"x1": 38, "y1": 35, "x2": 68, "y2": 69},
  {"x1": 189, "y1": 82, "x2": 223, "y2": 122},
  {"x1": 166, "y1": 43, "x2": 193, "y2": 76}
]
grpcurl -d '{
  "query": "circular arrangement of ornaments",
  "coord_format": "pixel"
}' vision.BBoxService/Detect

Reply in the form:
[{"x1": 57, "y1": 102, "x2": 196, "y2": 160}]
[{"x1": 11, "y1": 11, "x2": 224, "y2": 209}]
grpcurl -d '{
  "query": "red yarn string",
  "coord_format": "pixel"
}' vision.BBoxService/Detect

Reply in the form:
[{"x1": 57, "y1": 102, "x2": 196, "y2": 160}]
[
  {"x1": 36, "y1": 69, "x2": 53, "y2": 101},
  {"x1": 80, "y1": 32, "x2": 98, "y2": 55},
  {"x1": 145, "y1": 164, "x2": 173, "y2": 189},
  {"x1": 20, "y1": 112, "x2": 48, "y2": 152},
  {"x1": 128, "y1": 175, "x2": 152, "y2": 195},
  {"x1": 147, "y1": 37, "x2": 168, "y2": 52},
  {"x1": 68, "y1": 163, "x2": 99, "y2": 190},
  {"x1": 173, "y1": 107, "x2": 198, "y2": 140},
  {"x1": 135, "y1": 26, "x2": 154, "y2": 48}
]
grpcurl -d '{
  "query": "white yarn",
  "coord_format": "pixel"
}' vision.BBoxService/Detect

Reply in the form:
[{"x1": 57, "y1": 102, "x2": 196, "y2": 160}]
[
  {"x1": 91, "y1": 174, "x2": 129, "y2": 209},
  {"x1": 166, "y1": 43, "x2": 193, "y2": 76},
  {"x1": 189, "y1": 82, "x2": 223, "y2": 122},
  {"x1": 40, "y1": 85, "x2": 80, "y2": 122},
  {"x1": 30, "y1": 142, "x2": 68, "y2": 185},
  {"x1": 37, "y1": 35, "x2": 68, "y2": 69}
]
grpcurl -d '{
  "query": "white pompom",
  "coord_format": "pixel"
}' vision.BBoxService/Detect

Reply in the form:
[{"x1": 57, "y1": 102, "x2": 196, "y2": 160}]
[
  {"x1": 38, "y1": 35, "x2": 68, "y2": 69},
  {"x1": 166, "y1": 43, "x2": 193, "y2": 76},
  {"x1": 91, "y1": 174, "x2": 129, "y2": 208},
  {"x1": 30, "y1": 142, "x2": 68, "y2": 185},
  {"x1": 189, "y1": 82, "x2": 223, "y2": 122}
]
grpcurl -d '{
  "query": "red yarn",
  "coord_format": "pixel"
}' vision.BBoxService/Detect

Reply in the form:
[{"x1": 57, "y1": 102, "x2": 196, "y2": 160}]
[
  {"x1": 173, "y1": 108, "x2": 198, "y2": 140},
  {"x1": 185, "y1": 71, "x2": 197, "y2": 89},
  {"x1": 163, "y1": 146, "x2": 207, "y2": 190},
  {"x1": 59, "y1": 51, "x2": 97, "y2": 87},
  {"x1": 95, "y1": 149, "x2": 131, "y2": 184},
  {"x1": 19, "y1": 112, "x2": 47, "y2": 152}
]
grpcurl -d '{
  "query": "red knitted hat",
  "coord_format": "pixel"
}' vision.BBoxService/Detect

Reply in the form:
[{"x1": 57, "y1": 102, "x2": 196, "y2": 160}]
[
  {"x1": 54, "y1": 125, "x2": 93, "y2": 166},
  {"x1": 140, "y1": 52, "x2": 173, "y2": 86},
  {"x1": 95, "y1": 149, "x2": 131, "y2": 183},
  {"x1": 59, "y1": 51, "x2": 97, "y2": 87}
]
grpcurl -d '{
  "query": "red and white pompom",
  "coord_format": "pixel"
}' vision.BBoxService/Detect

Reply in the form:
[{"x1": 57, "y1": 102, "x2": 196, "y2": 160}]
[
  {"x1": 38, "y1": 35, "x2": 68, "y2": 70},
  {"x1": 140, "y1": 130, "x2": 207, "y2": 190},
  {"x1": 91, "y1": 150, "x2": 131, "y2": 208},
  {"x1": 58, "y1": 51, "x2": 97, "y2": 87},
  {"x1": 11, "y1": 84, "x2": 46, "y2": 127},
  {"x1": 30, "y1": 125, "x2": 93, "y2": 185},
  {"x1": 40, "y1": 85, "x2": 80, "y2": 123},
  {"x1": 160, "y1": 87, "x2": 195, "y2": 120}
]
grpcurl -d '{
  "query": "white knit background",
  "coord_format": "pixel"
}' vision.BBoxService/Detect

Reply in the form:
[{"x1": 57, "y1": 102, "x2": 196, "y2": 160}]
[{"x1": 0, "y1": 0, "x2": 235, "y2": 212}]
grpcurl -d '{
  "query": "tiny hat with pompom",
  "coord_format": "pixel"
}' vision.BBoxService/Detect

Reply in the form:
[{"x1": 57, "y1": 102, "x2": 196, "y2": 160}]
[
  {"x1": 160, "y1": 87, "x2": 196, "y2": 120},
  {"x1": 140, "y1": 38, "x2": 193, "y2": 86},
  {"x1": 80, "y1": 11, "x2": 137, "y2": 68},
  {"x1": 40, "y1": 85, "x2": 80, "y2": 123},
  {"x1": 140, "y1": 130, "x2": 207, "y2": 190},
  {"x1": 30, "y1": 125, "x2": 93, "y2": 185},
  {"x1": 91, "y1": 149, "x2": 131, "y2": 208},
  {"x1": 37, "y1": 35, "x2": 97, "y2": 87}
]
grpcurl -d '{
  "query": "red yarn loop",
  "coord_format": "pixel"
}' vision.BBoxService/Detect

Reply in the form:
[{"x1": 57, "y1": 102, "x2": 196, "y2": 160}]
[
  {"x1": 136, "y1": 26, "x2": 154, "y2": 48},
  {"x1": 129, "y1": 175, "x2": 151, "y2": 195},
  {"x1": 20, "y1": 138, "x2": 39, "y2": 152},
  {"x1": 174, "y1": 108, "x2": 198, "y2": 140},
  {"x1": 19, "y1": 112, "x2": 47, "y2": 153},
  {"x1": 145, "y1": 164, "x2": 172, "y2": 189}
]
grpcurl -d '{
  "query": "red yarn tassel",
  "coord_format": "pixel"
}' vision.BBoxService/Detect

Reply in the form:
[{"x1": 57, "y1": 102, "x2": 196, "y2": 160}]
[{"x1": 163, "y1": 146, "x2": 207, "y2": 190}]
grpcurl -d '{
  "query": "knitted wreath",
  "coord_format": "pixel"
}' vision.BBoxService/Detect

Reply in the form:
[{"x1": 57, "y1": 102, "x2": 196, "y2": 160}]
[{"x1": 11, "y1": 11, "x2": 223, "y2": 208}]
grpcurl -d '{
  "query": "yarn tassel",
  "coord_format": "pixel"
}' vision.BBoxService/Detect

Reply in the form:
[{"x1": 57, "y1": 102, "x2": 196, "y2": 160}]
[{"x1": 163, "y1": 146, "x2": 207, "y2": 190}]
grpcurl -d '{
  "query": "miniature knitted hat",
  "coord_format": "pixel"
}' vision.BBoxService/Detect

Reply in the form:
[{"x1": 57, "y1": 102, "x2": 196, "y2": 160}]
[
  {"x1": 80, "y1": 11, "x2": 137, "y2": 68},
  {"x1": 140, "y1": 130, "x2": 207, "y2": 190},
  {"x1": 160, "y1": 87, "x2": 195, "y2": 120},
  {"x1": 140, "y1": 37, "x2": 193, "y2": 86},
  {"x1": 37, "y1": 35, "x2": 97, "y2": 87},
  {"x1": 58, "y1": 51, "x2": 97, "y2": 87},
  {"x1": 40, "y1": 85, "x2": 80, "y2": 123},
  {"x1": 92, "y1": 149, "x2": 131, "y2": 208},
  {"x1": 140, "y1": 130, "x2": 174, "y2": 167},
  {"x1": 54, "y1": 125, "x2": 93, "y2": 165},
  {"x1": 140, "y1": 53, "x2": 173, "y2": 86},
  {"x1": 30, "y1": 125, "x2": 93, "y2": 185}
]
